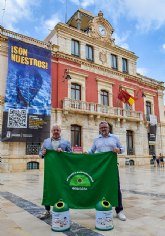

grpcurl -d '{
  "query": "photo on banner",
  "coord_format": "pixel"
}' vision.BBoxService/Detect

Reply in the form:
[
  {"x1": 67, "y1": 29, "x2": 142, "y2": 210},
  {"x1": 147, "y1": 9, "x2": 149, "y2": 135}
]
[{"x1": 2, "y1": 37, "x2": 51, "y2": 142}]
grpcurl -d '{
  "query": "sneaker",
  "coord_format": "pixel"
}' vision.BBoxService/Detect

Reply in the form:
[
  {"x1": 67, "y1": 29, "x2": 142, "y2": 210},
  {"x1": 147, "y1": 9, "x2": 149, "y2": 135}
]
[
  {"x1": 39, "y1": 210, "x2": 51, "y2": 220},
  {"x1": 117, "y1": 211, "x2": 126, "y2": 221}
]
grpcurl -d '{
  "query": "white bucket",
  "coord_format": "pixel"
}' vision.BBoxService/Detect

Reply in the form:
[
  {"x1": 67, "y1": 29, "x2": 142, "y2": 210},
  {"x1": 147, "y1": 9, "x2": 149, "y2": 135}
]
[
  {"x1": 51, "y1": 210, "x2": 70, "y2": 232},
  {"x1": 95, "y1": 210, "x2": 114, "y2": 230}
]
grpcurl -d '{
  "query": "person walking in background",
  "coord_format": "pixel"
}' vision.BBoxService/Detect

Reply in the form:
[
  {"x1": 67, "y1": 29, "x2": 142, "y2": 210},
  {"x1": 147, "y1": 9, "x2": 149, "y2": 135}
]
[
  {"x1": 152, "y1": 153, "x2": 156, "y2": 167},
  {"x1": 156, "y1": 154, "x2": 160, "y2": 167},
  {"x1": 159, "y1": 153, "x2": 164, "y2": 167},
  {"x1": 87, "y1": 121, "x2": 126, "y2": 221},
  {"x1": 39, "y1": 124, "x2": 72, "y2": 220}
]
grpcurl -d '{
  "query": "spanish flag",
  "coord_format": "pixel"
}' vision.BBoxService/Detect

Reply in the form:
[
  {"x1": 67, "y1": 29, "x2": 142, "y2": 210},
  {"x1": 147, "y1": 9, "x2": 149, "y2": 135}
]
[{"x1": 118, "y1": 89, "x2": 135, "y2": 106}]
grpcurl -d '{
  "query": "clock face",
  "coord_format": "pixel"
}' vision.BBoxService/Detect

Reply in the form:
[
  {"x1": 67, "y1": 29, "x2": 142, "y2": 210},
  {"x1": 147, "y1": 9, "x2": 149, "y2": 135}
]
[{"x1": 98, "y1": 25, "x2": 106, "y2": 36}]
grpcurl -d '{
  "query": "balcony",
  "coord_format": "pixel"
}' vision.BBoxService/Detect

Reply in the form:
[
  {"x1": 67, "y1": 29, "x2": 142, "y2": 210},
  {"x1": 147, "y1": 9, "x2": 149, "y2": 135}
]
[{"x1": 62, "y1": 98, "x2": 143, "y2": 121}]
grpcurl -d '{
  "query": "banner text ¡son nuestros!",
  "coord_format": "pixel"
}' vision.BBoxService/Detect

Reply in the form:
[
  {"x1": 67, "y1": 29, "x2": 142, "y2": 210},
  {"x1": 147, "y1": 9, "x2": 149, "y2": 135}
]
[{"x1": 11, "y1": 46, "x2": 49, "y2": 69}]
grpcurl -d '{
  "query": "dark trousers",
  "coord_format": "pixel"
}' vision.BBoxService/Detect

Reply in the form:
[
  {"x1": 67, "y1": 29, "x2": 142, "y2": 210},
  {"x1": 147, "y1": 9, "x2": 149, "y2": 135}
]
[
  {"x1": 115, "y1": 168, "x2": 123, "y2": 214},
  {"x1": 45, "y1": 205, "x2": 50, "y2": 211}
]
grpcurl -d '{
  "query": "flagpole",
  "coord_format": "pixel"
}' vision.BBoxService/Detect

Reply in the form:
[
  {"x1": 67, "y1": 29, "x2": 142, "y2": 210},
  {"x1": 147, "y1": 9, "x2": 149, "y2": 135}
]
[
  {"x1": 1, "y1": 0, "x2": 7, "y2": 26},
  {"x1": 65, "y1": 0, "x2": 68, "y2": 23}
]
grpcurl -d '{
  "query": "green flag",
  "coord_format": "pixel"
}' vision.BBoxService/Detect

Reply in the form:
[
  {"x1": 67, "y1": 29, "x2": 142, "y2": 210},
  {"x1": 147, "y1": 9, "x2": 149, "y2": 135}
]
[{"x1": 42, "y1": 150, "x2": 118, "y2": 209}]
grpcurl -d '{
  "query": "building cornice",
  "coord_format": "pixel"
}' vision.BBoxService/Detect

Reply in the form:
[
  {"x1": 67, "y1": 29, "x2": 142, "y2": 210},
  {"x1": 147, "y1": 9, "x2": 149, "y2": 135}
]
[
  {"x1": 53, "y1": 51, "x2": 164, "y2": 90},
  {"x1": 0, "y1": 27, "x2": 59, "y2": 51}
]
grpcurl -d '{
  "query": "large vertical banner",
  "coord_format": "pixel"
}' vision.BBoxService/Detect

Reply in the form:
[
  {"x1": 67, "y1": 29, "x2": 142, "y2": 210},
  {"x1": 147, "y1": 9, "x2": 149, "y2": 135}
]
[{"x1": 2, "y1": 38, "x2": 51, "y2": 142}]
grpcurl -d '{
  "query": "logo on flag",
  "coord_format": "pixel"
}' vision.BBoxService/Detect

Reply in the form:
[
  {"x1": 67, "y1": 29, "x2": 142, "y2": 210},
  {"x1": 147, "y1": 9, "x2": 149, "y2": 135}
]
[{"x1": 67, "y1": 171, "x2": 94, "y2": 190}]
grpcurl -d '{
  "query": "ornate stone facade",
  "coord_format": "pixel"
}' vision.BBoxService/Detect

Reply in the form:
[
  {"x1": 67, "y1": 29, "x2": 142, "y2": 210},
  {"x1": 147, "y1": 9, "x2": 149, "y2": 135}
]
[{"x1": 0, "y1": 10, "x2": 165, "y2": 172}]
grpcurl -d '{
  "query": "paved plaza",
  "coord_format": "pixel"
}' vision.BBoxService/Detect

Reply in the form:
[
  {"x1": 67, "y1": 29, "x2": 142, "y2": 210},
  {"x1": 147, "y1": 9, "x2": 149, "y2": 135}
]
[{"x1": 0, "y1": 165, "x2": 165, "y2": 236}]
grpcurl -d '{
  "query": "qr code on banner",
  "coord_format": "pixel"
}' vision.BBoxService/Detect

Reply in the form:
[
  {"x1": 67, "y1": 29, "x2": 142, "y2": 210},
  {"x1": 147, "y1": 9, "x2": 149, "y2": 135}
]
[{"x1": 7, "y1": 109, "x2": 27, "y2": 128}]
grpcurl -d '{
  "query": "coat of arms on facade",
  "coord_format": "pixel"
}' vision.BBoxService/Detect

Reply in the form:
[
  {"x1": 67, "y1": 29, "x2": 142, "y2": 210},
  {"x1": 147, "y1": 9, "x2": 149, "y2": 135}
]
[{"x1": 99, "y1": 51, "x2": 107, "y2": 64}]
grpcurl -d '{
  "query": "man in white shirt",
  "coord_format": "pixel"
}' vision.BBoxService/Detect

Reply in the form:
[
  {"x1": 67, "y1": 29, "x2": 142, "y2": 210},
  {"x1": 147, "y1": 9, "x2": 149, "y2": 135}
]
[{"x1": 88, "y1": 121, "x2": 126, "y2": 221}]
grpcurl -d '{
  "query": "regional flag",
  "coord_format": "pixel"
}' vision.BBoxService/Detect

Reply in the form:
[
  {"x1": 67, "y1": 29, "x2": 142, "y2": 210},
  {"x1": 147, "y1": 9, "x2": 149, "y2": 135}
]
[
  {"x1": 42, "y1": 150, "x2": 118, "y2": 209},
  {"x1": 118, "y1": 89, "x2": 135, "y2": 106}
]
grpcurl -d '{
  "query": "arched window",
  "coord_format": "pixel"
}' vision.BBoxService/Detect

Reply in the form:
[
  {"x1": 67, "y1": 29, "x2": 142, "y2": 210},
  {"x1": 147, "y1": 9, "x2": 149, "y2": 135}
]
[
  {"x1": 100, "y1": 90, "x2": 109, "y2": 106},
  {"x1": 71, "y1": 83, "x2": 81, "y2": 100},
  {"x1": 126, "y1": 130, "x2": 134, "y2": 155},
  {"x1": 71, "y1": 125, "x2": 81, "y2": 147},
  {"x1": 27, "y1": 161, "x2": 39, "y2": 170}
]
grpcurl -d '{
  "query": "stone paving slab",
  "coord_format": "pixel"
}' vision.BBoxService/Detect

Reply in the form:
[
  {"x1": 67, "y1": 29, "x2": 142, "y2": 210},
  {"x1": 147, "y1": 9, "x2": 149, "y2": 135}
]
[{"x1": 0, "y1": 166, "x2": 165, "y2": 236}]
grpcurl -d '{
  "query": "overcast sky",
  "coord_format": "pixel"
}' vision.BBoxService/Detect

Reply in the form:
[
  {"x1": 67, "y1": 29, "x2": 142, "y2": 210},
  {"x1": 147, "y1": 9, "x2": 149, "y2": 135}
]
[{"x1": 1, "y1": 0, "x2": 165, "y2": 83}]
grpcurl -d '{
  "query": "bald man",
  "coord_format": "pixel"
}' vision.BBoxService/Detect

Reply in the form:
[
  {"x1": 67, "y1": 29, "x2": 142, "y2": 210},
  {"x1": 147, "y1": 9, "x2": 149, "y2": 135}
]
[{"x1": 39, "y1": 124, "x2": 72, "y2": 219}]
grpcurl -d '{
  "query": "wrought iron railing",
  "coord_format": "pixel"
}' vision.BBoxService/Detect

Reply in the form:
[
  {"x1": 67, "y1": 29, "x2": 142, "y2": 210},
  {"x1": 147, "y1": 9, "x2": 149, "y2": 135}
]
[{"x1": 26, "y1": 143, "x2": 41, "y2": 155}]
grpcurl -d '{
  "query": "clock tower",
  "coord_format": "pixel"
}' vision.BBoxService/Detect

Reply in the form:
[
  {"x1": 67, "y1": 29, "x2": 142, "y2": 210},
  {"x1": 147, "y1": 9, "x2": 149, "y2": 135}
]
[{"x1": 88, "y1": 10, "x2": 114, "y2": 44}]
